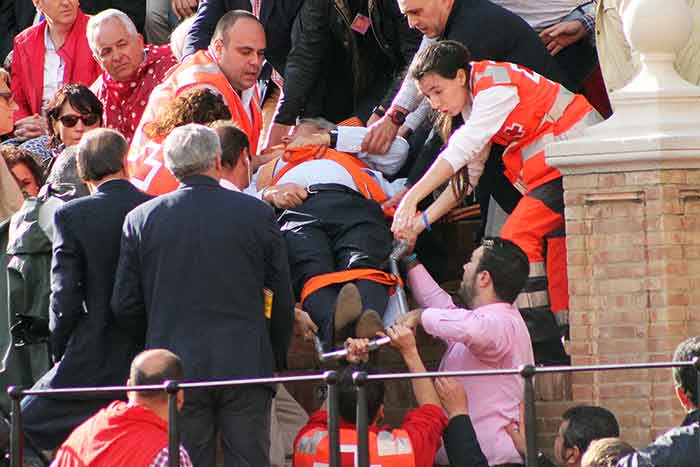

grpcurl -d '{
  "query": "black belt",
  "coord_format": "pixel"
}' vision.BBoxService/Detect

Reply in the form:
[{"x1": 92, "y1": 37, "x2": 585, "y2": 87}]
[{"x1": 307, "y1": 183, "x2": 361, "y2": 197}]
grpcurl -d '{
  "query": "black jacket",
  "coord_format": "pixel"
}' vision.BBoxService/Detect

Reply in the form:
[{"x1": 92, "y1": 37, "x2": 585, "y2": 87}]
[
  {"x1": 111, "y1": 175, "x2": 294, "y2": 380},
  {"x1": 443, "y1": 414, "x2": 489, "y2": 467},
  {"x1": 616, "y1": 410, "x2": 700, "y2": 467},
  {"x1": 49, "y1": 179, "x2": 152, "y2": 388},
  {"x1": 274, "y1": 0, "x2": 420, "y2": 125},
  {"x1": 182, "y1": 0, "x2": 303, "y2": 76},
  {"x1": 443, "y1": 0, "x2": 574, "y2": 90},
  {"x1": 0, "y1": 0, "x2": 35, "y2": 62}
]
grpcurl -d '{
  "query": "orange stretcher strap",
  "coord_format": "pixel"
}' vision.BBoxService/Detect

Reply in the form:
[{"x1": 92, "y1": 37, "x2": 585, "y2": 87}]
[{"x1": 300, "y1": 268, "x2": 404, "y2": 304}]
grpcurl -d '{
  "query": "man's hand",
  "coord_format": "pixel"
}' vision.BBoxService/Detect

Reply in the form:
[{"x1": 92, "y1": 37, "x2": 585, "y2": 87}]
[
  {"x1": 171, "y1": 0, "x2": 198, "y2": 19},
  {"x1": 504, "y1": 402, "x2": 526, "y2": 457},
  {"x1": 294, "y1": 305, "x2": 318, "y2": 341},
  {"x1": 361, "y1": 115, "x2": 400, "y2": 154},
  {"x1": 435, "y1": 377, "x2": 468, "y2": 418},
  {"x1": 381, "y1": 186, "x2": 407, "y2": 212},
  {"x1": 539, "y1": 20, "x2": 587, "y2": 56},
  {"x1": 287, "y1": 133, "x2": 330, "y2": 148},
  {"x1": 386, "y1": 324, "x2": 417, "y2": 355},
  {"x1": 264, "y1": 122, "x2": 294, "y2": 150},
  {"x1": 398, "y1": 309, "x2": 422, "y2": 329},
  {"x1": 262, "y1": 183, "x2": 308, "y2": 209},
  {"x1": 345, "y1": 337, "x2": 371, "y2": 364},
  {"x1": 13, "y1": 115, "x2": 48, "y2": 141}
]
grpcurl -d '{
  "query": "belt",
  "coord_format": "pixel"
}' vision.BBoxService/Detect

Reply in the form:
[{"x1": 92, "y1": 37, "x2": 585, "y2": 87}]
[{"x1": 307, "y1": 183, "x2": 361, "y2": 197}]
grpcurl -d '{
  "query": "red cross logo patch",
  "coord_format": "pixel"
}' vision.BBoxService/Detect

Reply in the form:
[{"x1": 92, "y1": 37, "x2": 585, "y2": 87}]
[{"x1": 503, "y1": 122, "x2": 525, "y2": 139}]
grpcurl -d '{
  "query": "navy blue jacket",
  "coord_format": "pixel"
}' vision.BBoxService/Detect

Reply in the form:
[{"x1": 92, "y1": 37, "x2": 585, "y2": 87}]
[
  {"x1": 49, "y1": 179, "x2": 152, "y2": 388},
  {"x1": 111, "y1": 175, "x2": 294, "y2": 381}
]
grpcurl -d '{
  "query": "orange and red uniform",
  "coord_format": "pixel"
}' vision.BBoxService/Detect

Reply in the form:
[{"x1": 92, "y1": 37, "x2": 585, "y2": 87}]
[
  {"x1": 468, "y1": 60, "x2": 602, "y2": 336},
  {"x1": 128, "y1": 50, "x2": 262, "y2": 195}
]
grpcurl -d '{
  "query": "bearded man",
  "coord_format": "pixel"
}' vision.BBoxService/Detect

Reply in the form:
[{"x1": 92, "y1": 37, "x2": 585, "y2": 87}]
[{"x1": 400, "y1": 237, "x2": 535, "y2": 467}]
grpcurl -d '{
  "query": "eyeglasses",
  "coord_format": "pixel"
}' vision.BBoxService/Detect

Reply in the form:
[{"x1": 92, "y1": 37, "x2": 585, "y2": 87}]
[{"x1": 58, "y1": 113, "x2": 100, "y2": 128}]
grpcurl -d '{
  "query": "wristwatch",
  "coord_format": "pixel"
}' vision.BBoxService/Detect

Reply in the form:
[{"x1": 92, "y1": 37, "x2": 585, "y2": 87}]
[
  {"x1": 371, "y1": 105, "x2": 386, "y2": 118},
  {"x1": 386, "y1": 107, "x2": 407, "y2": 126},
  {"x1": 329, "y1": 129, "x2": 338, "y2": 148}
]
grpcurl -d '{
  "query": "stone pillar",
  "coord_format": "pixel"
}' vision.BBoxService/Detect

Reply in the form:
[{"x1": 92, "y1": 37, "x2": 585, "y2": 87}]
[{"x1": 547, "y1": 0, "x2": 700, "y2": 445}]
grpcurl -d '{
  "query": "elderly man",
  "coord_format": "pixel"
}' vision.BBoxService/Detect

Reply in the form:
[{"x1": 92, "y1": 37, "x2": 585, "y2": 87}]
[
  {"x1": 0, "y1": 69, "x2": 23, "y2": 219},
  {"x1": 401, "y1": 237, "x2": 534, "y2": 466},
  {"x1": 52, "y1": 349, "x2": 193, "y2": 467},
  {"x1": 112, "y1": 124, "x2": 293, "y2": 467},
  {"x1": 11, "y1": 0, "x2": 99, "y2": 141},
  {"x1": 88, "y1": 9, "x2": 177, "y2": 142},
  {"x1": 129, "y1": 9, "x2": 264, "y2": 195},
  {"x1": 19, "y1": 128, "x2": 152, "y2": 457}
]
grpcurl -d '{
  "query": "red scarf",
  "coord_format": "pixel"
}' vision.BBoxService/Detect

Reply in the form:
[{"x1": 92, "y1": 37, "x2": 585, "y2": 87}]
[{"x1": 94, "y1": 44, "x2": 177, "y2": 142}]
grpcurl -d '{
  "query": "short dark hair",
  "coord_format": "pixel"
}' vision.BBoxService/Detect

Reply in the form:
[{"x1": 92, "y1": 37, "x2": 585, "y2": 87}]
[
  {"x1": 673, "y1": 336, "x2": 700, "y2": 407},
  {"x1": 209, "y1": 120, "x2": 250, "y2": 168},
  {"x1": 561, "y1": 406, "x2": 619, "y2": 454},
  {"x1": 476, "y1": 237, "x2": 529, "y2": 303},
  {"x1": 581, "y1": 438, "x2": 635, "y2": 467},
  {"x1": 46, "y1": 84, "x2": 104, "y2": 149},
  {"x1": 211, "y1": 10, "x2": 260, "y2": 45},
  {"x1": 129, "y1": 349, "x2": 184, "y2": 400},
  {"x1": 337, "y1": 364, "x2": 385, "y2": 424},
  {"x1": 76, "y1": 128, "x2": 127, "y2": 181},
  {"x1": 0, "y1": 146, "x2": 44, "y2": 187},
  {"x1": 410, "y1": 40, "x2": 471, "y2": 83}
]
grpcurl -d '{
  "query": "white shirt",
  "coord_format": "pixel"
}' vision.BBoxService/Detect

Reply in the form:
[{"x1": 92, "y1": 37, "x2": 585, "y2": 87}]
[
  {"x1": 490, "y1": 0, "x2": 588, "y2": 30},
  {"x1": 219, "y1": 178, "x2": 241, "y2": 191},
  {"x1": 335, "y1": 126, "x2": 409, "y2": 176},
  {"x1": 43, "y1": 27, "x2": 65, "y2": 111},
  {"x1": 438, "y1": 86, "x2": 520, "y2": 193}
]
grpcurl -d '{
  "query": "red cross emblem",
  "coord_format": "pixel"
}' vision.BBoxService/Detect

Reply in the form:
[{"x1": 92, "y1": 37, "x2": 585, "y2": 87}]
[{"x1": 503, "y1": 122, "x2": 525, "y2": 139}]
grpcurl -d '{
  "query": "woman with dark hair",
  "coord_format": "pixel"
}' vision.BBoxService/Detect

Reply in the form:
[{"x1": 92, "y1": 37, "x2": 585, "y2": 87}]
[
  {"x1": 0, "y1": 146, "x2": 44, "y2": 197},
  {"x1": 391, "y1": 40, "x2": 603, "y2": 365},
  {"x1": 19, "y1": 84, "x2": 103, "y2": 172},
  {"x1": 129, "y1": 87, "x2": 232, "y2": 195}
]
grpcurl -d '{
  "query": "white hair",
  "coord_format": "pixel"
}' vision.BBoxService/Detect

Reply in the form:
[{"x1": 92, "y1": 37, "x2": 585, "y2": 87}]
[
  {"x1": 170, "y1": 16, "x2": 196, "y2": 62},
  {"x1": 86, "y1": 9, "x2": 138, "y2": 56},
  {"x1": 163, "y1": 124, "x2": 222, "y2": 180}
]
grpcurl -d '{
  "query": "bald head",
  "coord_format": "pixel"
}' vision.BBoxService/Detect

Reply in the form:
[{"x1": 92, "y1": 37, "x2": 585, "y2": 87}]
[{"x1": 129, "y1": 349, "x2": 184, "y2": 400}]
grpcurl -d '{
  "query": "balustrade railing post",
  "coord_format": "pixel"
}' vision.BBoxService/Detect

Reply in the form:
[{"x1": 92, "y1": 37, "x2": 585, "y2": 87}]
[
  {"x1": 8, "y1": 386, "x2": 23, "y2": 467},
  {"x1": 519, "y1": 364, "x2": 538, "y2": 467},
  {"x1": 165, "y1": 381, "x2": 180, "y2": 467},
  {"x1": 353, "y1": 371, "x2": 369, "y2": 467},
  {"x1": 324, "y1": 370, "x2": 341, "y2": 467}
]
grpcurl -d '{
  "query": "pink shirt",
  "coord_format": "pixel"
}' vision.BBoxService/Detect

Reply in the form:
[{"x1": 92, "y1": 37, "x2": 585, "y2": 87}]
[{"x1": 408, "y1": 265, "x2": 534, "y2": 466}]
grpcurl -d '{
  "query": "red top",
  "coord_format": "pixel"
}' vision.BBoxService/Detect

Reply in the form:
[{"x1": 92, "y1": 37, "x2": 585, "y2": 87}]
[
  {"x1": 52, "y1": 401, "x2": 169, "y2": 467},
  {"x1": 11, "y1": 10, "x2": 100, "y2": 121},
  {"x1": 294, "y1": 404, "x2": 448, "y2": 467}
]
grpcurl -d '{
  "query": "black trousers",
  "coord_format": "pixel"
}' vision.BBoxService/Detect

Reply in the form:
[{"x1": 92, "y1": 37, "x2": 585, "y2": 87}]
[
  {"x1": 180, "y1": 385, "x2": 273, "y2": 467},
  {"x1": 278, "y1": 187, "x2": 393, "y2": 344}
]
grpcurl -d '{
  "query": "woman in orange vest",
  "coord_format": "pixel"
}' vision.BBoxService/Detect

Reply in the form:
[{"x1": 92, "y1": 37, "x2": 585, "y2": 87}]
[{"x1": 391, "y1": 40, "x2": 602, "y2": 365}]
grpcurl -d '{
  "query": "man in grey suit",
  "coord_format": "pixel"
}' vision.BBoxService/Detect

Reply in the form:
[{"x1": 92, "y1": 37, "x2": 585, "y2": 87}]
[{"x1": 112, "y1": 124, "x2": 294, "y2": 467}]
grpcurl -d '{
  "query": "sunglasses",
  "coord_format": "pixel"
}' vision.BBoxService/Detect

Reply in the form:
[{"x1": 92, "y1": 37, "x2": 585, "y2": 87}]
[
  {"x1": 58, "y1": 113, "x2": 100, "y2": 128},
  {"x1": 0, "y1": 91, "x2": 11, "y2": 103}
]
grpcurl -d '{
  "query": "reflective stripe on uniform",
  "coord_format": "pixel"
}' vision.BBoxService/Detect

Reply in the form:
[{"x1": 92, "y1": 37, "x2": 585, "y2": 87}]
[
  {"x1": 529, "y1": 261, "x2": 546, "y2": 278},
  {"x1": 298, "y1": 430, "x2": 328, "y2": 454},
  {"x1": 516, "y1": 289, "x2": 550, "y2": 309},
  {"x1": 554, "y1": 310, "x2": 569, "y2": 326},
  {"x1": 473, "y1": 64, "x2": 512, "y2": 86},
  {"x1": 377, "y1": 431, "x2": 413, "y2": 456},
  {"x1": 547, "y1": 87, "x2": 576, "y2": 122}
]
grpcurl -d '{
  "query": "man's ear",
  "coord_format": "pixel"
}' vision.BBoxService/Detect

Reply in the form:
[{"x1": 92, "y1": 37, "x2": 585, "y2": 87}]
[
  {"x1": 675, "y1": 385, "x2": 694, "y2": 411},
  {"x1": 565, "y1": 446, "x2": 581, "y2": 466},
  {"x1": 176, "y1": 389, "x2": 185, "y2": 410}
]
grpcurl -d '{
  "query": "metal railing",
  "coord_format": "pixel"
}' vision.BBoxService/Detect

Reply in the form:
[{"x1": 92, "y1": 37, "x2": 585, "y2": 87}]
[{"x1": 7, "y1": 357, "x2": 700, "y2": 467}]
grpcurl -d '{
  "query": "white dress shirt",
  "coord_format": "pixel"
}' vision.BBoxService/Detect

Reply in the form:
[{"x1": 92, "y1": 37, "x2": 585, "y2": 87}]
[
  {"x1": 335, "y1": 126, "x2": 409, "y2": 176},
  {"x1": 43, "y1": 27, "x2": 65, "y2": 111}
]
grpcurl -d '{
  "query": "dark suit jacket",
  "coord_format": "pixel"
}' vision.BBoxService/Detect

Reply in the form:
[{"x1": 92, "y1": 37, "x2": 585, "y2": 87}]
[
  {"x1": 182, "y1": 0, "x2": 303, "y2": 75},
  {"x1": 445, "y1": 0, "x2": 574, "y2": 91},
  {"x1": 443, "y1": 415, "x2": 489, "y2": 467},
  {"x1": 49, "y1": 179, "x2": 152, "y2": 389},
  {"x1": 111, "y1": 175, "x2": 294, "y2": 381},
  {"x1": 0, "y1": 0, "x2": 35, "y2": 63}
]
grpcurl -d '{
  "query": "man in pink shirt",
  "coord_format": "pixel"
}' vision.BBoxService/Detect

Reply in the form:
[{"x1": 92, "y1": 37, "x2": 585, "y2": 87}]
[{"x1": 401, "y1": 237, "x2": 534, "y2": 466}]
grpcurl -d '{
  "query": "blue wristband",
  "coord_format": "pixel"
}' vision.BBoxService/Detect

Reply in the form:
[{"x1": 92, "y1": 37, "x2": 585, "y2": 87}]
[{"x1": 421, "y1": 211, "x2": 431, "y2": 231}]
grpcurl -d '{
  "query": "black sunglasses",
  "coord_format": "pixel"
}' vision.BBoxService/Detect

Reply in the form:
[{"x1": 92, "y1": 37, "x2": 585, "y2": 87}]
[
  {"x1": 58, "y1": 113, "x2": 100, "y2": 128},
  {"x1": 0, "y1": 91, "x2": 11, "y2": 102}
]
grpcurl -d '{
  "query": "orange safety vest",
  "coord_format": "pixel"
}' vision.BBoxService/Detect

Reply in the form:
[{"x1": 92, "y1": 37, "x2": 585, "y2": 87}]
[
  {"x1": 128, "y1": 50, "x2": 263, "y2": 195},
  {"x1": 294, "y1": 426, "x2": 416, "y2": 467},
  {"x1": 470, "y1": 60, "x2": 599, "y2": 190}
]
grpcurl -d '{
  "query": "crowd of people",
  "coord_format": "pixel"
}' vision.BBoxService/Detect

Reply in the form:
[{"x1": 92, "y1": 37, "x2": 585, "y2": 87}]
[{"x1": 0, "y1": 0, "x2": 699, "y2": 466}]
